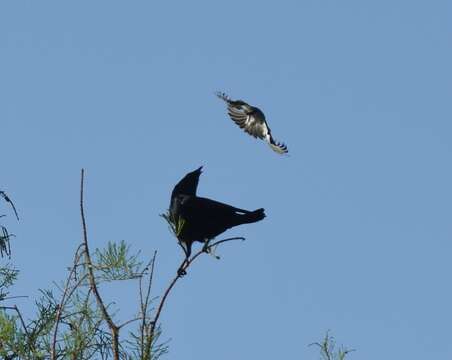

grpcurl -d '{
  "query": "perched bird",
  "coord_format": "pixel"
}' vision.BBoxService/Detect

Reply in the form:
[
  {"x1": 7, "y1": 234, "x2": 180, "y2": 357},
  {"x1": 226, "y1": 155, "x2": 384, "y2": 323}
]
[
  {"x1": 169, "y1": 166, "x2": 265, "y2": 259},
  {"x1": 216, "y1": 92, "x2": 288, "y2": 154}
]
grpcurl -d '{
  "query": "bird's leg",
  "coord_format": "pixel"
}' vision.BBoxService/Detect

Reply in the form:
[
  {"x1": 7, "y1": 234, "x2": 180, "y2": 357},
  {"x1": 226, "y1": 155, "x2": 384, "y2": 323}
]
[
  {"x1": 177, "y1": 254, "x2": 190, "y2": 276},
  {"x1": 177, "y1": 262, "x2": 187, "y2": 277},
  {"x1": 202, "y1": 238, "x2": 211, "y2": 253},
  {"x1": 202, "y1": 238, "x2": 221, "y2": 259},
  {"x1": 177, "y1": 243, "x2": 191, "y2": 276}
]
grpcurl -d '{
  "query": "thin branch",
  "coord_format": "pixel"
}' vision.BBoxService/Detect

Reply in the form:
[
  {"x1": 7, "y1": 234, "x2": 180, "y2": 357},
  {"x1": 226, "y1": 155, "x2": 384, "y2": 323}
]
[
  {"x1": 208, "y1": 236, "x2": 245, "y2": 249},
  {"x1": 0, "y1": 304, "x2": 38, "y2": 357},
  {"x1": 51, "y1": 243, "x2": 85, "y2": 360},
  {"x1": 147, "y1": 236, "x2": 245, "y2": 352},
  {"x1": 0, "y1": 305, "x2": 29, "y2": 338},
  {"x1": 1, "y1": 295, "x2": 28, "y2": 300},
  {"x1": 140, "y1": 251, "x2": 157, "y2": 359},
  {"x1": 118, "y1": 316, "x2": 142, "y2": 330},
  {"x1": 0, "y1": 191, "x2": 19, "y2": 221},
  {"x1": 80, "y1": 169, "x2": 120, "y2": 360}
]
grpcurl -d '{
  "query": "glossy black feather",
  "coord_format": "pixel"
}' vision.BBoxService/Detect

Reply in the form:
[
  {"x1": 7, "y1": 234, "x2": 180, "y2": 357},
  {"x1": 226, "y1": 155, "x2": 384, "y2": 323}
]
[{"x1": 169, "y1": 167, "x2": 265, "y2": 258}]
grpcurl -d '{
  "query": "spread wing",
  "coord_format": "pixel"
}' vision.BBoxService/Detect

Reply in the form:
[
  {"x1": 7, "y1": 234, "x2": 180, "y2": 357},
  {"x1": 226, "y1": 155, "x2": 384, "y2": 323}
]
[
  {"x1": 227, "y1": 106, "x2": 269, "y2": 140},
  {"x1": 230, "y1": 107, "x2": 289, "y2": 154},
  {"x1": 216, "y1": 91, "x2": 289, "y2": 154}
]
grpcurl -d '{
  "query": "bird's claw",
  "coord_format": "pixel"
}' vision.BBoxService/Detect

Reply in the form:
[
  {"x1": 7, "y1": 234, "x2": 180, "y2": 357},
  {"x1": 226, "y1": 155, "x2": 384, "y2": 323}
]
[{"x1": 202, "y1": 243, "x2": 210, "y2": 253}]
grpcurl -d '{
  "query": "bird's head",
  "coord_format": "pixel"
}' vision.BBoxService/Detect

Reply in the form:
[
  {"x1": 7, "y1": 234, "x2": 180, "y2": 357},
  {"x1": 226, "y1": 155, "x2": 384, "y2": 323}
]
[{"x1": 171, "y1": 166, "x2": 203, "y2": 199}]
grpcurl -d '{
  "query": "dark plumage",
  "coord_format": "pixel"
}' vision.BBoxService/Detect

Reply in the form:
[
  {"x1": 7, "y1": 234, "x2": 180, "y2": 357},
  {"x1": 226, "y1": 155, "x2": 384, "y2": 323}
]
[
  {"x1": 169, "y1": 166, "x2": 265, "y2": 258},
  {"x1": 216, "y1": 92, "x2": 288, "y2": 154}
]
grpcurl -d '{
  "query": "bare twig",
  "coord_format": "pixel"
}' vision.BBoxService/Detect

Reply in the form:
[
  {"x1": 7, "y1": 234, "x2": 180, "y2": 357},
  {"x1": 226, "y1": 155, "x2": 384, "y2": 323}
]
[
  {"x1": 118, "y1": 316, "x2": 142, "y2": 329},
  {"x1": 80, "y1": 169, "x2": 120, "y2": 360},
  {"x1": 1, "y1": 295, "x2": 28, "y2": 300},
  {"x1": 0, "y1": 191, "x2": 19, "y2": 221},
  {"x1": 0, "y1": 227, "x2": 13, "y2": 258},
  {"x1": 208, "y1": 236, "x2": 245, "y2": 250}
]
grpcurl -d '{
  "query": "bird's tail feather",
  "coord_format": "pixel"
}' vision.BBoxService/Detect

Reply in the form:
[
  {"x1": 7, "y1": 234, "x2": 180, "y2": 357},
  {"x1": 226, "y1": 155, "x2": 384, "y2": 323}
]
[
  {"x1": 215, "y1": 91, "x2": 232, "y2": 104},
  {"x1": 266, "y1": 134, "x2": 288, "y2": 154},
  {"x1": 237, "y1": 208, "x2": 266, "y2": 225}
]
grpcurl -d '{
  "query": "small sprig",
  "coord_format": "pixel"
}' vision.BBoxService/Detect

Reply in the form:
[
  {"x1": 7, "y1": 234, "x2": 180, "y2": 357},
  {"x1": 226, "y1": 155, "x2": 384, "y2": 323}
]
[
  {"x1": 309, "y1": 331, "x2": 355, "y2": 360},
  {"x1": 0, "y1": 191, "x2": 19, "y2": 221},
  {"x1": 94, "y1": 241, "x2": 143, "y2": 281},
  {"x1": 0, "y1": 227, "x2": 13, "y2": 258},
  {"x1": 160, "y1": 211, "x2": 185, "y2": 238}
]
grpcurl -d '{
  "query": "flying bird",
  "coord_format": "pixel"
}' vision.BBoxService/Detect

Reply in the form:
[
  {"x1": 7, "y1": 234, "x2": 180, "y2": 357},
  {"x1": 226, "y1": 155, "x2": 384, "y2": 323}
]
[
  {"x1": 169, "y1": 166, "x2": 265, "y2": 260},
  {"x1": 216, "y1": 92, "x2": 288, "y2": 154}
]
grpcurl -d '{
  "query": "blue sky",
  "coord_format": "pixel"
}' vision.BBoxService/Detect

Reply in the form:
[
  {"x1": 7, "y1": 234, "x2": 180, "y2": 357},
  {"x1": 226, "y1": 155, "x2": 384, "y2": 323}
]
[{"x1": 1, "y1": 1, "x2": 451, "y2": 359}]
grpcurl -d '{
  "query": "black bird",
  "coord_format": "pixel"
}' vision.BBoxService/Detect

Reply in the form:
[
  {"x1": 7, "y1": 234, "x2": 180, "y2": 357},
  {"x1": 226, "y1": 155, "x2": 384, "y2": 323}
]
[
  {"x1": 216, "y1": 92, "x2": 288, "y2": 154},
  {"x1": 169, "y1": 166, "x2": 265, "y2": 259}
]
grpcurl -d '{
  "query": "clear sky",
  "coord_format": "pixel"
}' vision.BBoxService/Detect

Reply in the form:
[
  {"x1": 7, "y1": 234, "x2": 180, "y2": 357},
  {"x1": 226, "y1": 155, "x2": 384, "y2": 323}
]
[{"x1": 1, "y1": 1, "x2": 451, "y2": 359}]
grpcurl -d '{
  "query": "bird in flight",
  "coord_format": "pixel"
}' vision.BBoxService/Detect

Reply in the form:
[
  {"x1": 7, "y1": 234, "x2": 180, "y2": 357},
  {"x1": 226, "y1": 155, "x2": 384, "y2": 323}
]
[
  {"x1": 169, "y1": 166, "x2": 265, "y2": 261},
  {"x1": 216, "y1": 92, "x2": 288, "y2": 154}
]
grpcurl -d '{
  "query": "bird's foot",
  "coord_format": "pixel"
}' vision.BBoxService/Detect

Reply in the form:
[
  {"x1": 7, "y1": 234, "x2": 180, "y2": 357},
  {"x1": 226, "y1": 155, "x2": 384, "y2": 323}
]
[
  {"x1": 202, "y1": 241, "x2": 211, "y2": 253},
  {"x1": 203, "y1": 243, "x2": 221, "y2": 260},
  {"x1": 177, "y1": 267, "x2": 187, "y2": 277}
]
